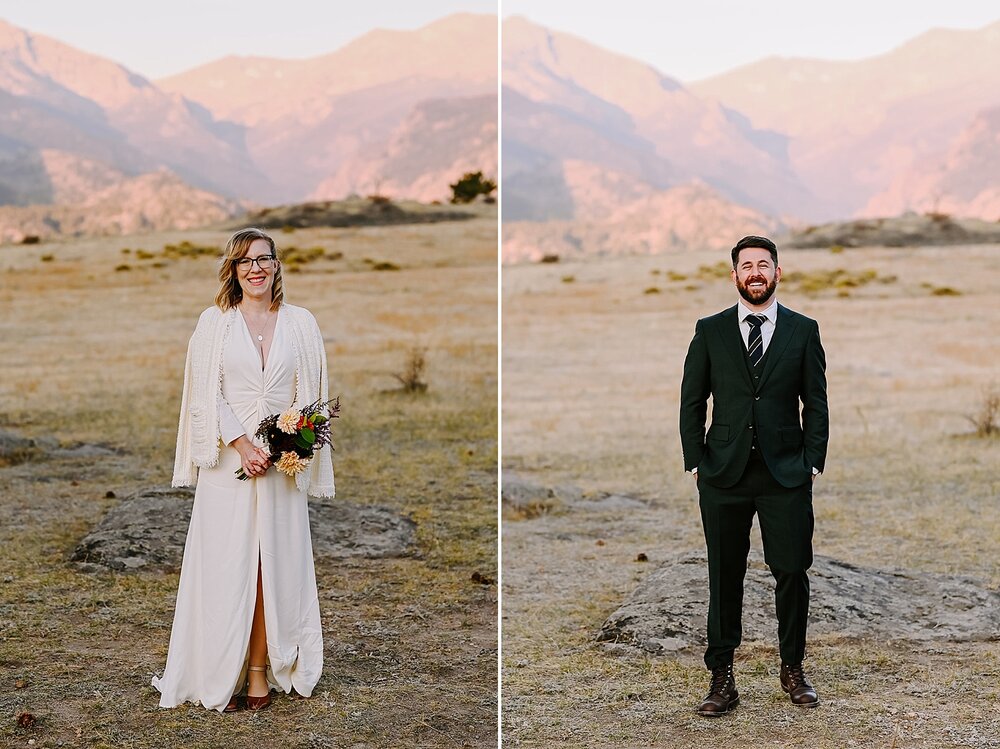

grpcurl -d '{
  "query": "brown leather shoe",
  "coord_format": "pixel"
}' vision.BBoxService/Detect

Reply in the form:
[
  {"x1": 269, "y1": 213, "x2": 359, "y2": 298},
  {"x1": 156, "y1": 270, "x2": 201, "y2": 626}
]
[
  {"x1": 696, "y1": 663, "x2": 739, "y2": 717},
  {"x1": 246, "y1": 665, "x2": 272, "y2": 711},
  {"x1": 223, "y1": 694, "x2": 241, "y2": 713},
  {"x1": 780, "y1": 662, "x2": 819, "y2": 707}
]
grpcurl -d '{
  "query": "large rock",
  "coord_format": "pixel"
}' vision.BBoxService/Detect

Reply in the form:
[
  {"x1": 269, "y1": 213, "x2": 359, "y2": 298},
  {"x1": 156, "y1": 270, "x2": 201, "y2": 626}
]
[
  {"x1": 598, "y1": 551, "x2": 1000, "y2": 653},
  {"x1": 501, "y1": 471, "x2": 645, "y2": 518},
  {"x1": 71, "y1": 486, "x2": 416, "y2": 572}
]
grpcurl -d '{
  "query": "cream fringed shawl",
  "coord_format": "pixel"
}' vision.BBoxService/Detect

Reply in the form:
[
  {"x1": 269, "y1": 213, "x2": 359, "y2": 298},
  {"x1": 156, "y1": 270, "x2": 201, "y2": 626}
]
[{"x1": 171, "y1": 303, "x2": 336, "y2": 498}]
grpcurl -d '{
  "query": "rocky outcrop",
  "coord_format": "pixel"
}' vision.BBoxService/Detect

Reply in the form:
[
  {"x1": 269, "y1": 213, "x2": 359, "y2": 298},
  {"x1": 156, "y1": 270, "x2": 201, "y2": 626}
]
[
  {"x1": 598, "y1": 550, "x2": 1000, "y2": 653},
  {"x1": 782, "y1": 213, "x2": 1000, "y2": 249},
  {"x1": 71, "y1": 486, "x2": 416, "y2": 572}
]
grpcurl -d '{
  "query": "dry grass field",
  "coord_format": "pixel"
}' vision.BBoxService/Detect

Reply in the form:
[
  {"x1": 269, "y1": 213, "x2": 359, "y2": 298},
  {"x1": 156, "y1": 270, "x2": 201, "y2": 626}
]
[
  {"x1": 501, "y1": 243, "x2": 999, "y2": 748},
  {"x1": 0, "y1": 205, "x2": 498, "y2": 748}
]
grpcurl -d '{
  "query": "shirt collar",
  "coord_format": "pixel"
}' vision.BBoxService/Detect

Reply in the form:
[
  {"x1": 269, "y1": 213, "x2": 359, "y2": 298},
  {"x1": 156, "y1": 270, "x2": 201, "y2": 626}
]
[{"x1": 737, "y1": 298, "x2": 778, "y2": 325}]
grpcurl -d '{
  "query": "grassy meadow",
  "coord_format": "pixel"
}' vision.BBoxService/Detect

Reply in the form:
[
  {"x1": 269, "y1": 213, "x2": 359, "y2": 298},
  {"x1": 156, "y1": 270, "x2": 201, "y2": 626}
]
[
  {"x1": 0, "y1": 205, "x2": 498, "y2": 748},
  {"x1": 501, "y1": 243, "x2": 999, "y2": 748}
]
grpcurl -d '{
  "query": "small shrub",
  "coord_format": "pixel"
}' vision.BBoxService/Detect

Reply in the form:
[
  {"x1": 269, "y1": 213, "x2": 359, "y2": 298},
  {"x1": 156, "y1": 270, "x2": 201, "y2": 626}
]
[
  {"x1": 644, "y1": 287, "x2": 660, "y2": 295},
  {"x1": 966, "y1": 387, "x2": 999, "y2": 437},
  {"x1": 449, "y1": 171, "x2": 497, "y2": 204},
  {"x1": 697, "y1": 261, "x2": 731, "y2": 279},
  {"x1": 666, "y1": 271, "x2": 688, "y2": 282},
  {"x1": 163, "y1": 241, "x2": 218, "y2": 258},
  {"x1": 40, "y1": 254, "x2": 54, "y2": 262},
  {"x1": 281, "y1": 225, "x2": 296, "y2": 233},
  {"x1": 121, "y1": 248, "x2": 131, "y2": 254},
  {"x1": 830, "y1": 245, "x2": 844, "y2": 254},
  {"x1": 135, "y1": 249, "x2": 155, "y2": 260},
  {"x1": 561, "y1": 276, "x2": 575, "y2": 283},
  {"x1": 20, "y1": 235, "x2": 40, "y2": 245},
  {"x1": 539, "y1": 254, "x2": 559, "y2": 264},
  {"x1": 368, "y1": 194, "x2": 391, "y2": 205},
  {"x1": 115, "y1": 264, "x2": 131, "y2": 272},
  {"x1": 282, "y1": 246, "x2": 325, "y2": 266},
  {"x1": 393, "y1": 347, "x2": 428, "y2": 393},
  {"x1": 931, "y1": 286, "x2": 961, "y2": 296},
  {"x1": 371, "y1": 261, "x2": 400, "y2": 271}
]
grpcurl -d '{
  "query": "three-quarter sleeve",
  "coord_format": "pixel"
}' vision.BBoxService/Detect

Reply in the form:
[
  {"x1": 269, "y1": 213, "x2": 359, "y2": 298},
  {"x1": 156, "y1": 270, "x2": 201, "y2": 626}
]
[{"x1": 218, "y1": 394, "x2": 247, "y2": 446}]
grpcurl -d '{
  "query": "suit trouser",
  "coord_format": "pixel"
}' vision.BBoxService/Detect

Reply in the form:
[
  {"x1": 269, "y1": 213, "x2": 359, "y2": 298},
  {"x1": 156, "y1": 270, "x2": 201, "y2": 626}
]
[{"x1": 698, "y1": 450, "x2": 814, "y2": 669}]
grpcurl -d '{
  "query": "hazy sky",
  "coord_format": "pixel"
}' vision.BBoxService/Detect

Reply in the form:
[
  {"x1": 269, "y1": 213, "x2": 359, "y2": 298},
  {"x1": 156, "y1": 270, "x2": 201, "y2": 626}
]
[
  {"x1": 1, "y1": 0, "x2": 497, "y2": 79},
  {"x1": 502, "y1": 0, "x2": 1000, "y2": 82}
]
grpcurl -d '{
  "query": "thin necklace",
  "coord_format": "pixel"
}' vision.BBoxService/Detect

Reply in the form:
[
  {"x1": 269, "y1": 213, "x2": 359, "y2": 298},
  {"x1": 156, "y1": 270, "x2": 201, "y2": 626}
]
[{"x1": 242, "y1": 308, "x2": 275, "y2": 342}]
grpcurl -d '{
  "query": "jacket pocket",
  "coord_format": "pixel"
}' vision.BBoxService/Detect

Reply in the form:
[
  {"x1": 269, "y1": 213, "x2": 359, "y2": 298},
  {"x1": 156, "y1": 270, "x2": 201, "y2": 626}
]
[
  {"x1": 779, "y1": 426, "x2": 803, "y2": 445},
  {"x1": 707, "y1": 424, "x2": 730, "y2": 442}
]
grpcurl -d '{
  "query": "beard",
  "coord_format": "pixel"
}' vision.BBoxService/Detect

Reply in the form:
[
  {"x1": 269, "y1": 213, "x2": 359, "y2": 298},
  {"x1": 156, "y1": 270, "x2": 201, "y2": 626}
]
[{"x1": 736, "y1": 274, "x2": 778, "y2": 306}]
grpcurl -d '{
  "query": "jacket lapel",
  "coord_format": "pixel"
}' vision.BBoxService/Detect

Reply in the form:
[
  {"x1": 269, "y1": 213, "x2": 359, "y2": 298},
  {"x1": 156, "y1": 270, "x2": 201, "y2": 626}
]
[
  {"x1": 757, "y1": 303, "x2": 798, "y2": 389},
  {"x1": 714, "y1": 305, "x2": 753, "y2": 390}
]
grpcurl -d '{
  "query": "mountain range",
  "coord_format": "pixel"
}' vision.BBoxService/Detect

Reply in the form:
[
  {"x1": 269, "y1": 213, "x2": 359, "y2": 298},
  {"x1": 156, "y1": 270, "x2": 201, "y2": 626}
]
[
  {"x1": 502, "y1": 16, "x2": 1000, "y2": 260},
  {"x1": 0, "y1": 13, "x2": 498, "y2": 240}
]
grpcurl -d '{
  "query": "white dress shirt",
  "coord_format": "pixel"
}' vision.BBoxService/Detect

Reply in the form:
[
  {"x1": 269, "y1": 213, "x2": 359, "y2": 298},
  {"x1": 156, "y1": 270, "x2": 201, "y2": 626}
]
[{"x1": 737, "y1": 298, "x2": 777, "y2": 354}]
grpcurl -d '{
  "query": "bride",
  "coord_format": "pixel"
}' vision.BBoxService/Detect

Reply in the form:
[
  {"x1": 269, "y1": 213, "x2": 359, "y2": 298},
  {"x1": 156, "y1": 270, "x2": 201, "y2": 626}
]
[{"x1": 152, "y1": 227, "x2": 335, "y2": 712}]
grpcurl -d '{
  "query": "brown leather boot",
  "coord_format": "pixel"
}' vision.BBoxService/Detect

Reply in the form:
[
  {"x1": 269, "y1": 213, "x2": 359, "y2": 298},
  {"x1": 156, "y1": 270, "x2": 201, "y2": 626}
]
[
  {"x1": 780, "y1": 662, "x2": 819, "y2": 707},
  {"x1": 696, "y1": 663, "x2": 739, "y2": 717}
]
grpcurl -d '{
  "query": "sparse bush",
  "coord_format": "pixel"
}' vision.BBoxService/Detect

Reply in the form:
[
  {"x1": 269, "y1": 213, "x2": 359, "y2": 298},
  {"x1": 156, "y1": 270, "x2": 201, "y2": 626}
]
[
  {"x1": 666, "y1": 271, "x2": 687, "y2": 282},
  {"x1": 20, "y1": 235, "x2": 40, "y2": 245},
  {"x1": 135, "y1": 249, "x2": 155, "y2": 260},
  {"x1": 40, "y1": 254, "x2": 54, "y2": 262},
  {"x1": 163, "y1": 241, "x2": 218, "y2": 259},
  {"x1": 449, "y1": 171, "x2": 497, "y2": 204},
  {"x1": 697, "y1": 261, "x2": 731, "y2": 280},
  {"x1": 783, "y1": 268, "x2": 894, "y2": 296},
  {"x1": 539, "y1": 254, "x2": 559, "y2": 264},
  {"x1": 931, "y1": 286, "x2": 961, "y2": 296},
  {"x1": 121, "y1": 248, "x2": 131, "y2": 254},
  {"x1": 281, "y1": 245, "x2": 326, "y2": 269},
  {"x1": 965, "y1": 387, "x2": 999, "y2": 437},
  {"x1": 562, "y1": 276, "x2": 575, "y2": 283},
  {"x1": 368, "y1": 194, "x2": 392, "y2": 206},
  {"x1": 644, "y1": 287, "x2": 660, "y2": 295},
  {"x1": 115, "y1": 264, "x2": 131, "y2": 272},
  {"x1": 830, "y1": 245, "x2": 844, "y2": 254},
  {"x1": 371, "y1": 261, "x2": 400, "y2": 271},
  {"x1": 393, "y1": 347, "x2": 428, "y2": 393}
]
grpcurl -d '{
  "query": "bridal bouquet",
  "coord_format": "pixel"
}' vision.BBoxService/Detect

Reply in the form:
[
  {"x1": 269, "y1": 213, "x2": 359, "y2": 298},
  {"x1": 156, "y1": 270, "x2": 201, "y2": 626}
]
[{"x1": 235, "y1": 397, "x2": 341, "y2": 480}]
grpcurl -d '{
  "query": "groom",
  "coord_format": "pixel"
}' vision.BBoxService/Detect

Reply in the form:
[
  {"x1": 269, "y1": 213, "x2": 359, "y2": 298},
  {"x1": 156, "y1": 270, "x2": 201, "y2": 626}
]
[{"x1": 679, "y1": 235, "x2": 828, "y2": 716}]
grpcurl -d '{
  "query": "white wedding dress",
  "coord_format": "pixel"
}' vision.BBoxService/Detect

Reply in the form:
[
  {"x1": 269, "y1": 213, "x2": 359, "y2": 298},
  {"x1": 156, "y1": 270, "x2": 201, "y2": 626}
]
[{"x1": 153, "y1": 307, "x2": 324, "y2": 711}]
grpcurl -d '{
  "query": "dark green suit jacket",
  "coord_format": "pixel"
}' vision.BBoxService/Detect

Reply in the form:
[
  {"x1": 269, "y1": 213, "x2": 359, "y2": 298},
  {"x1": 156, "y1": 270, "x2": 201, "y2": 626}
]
[{"x1": 680, "y1": 303, "x2": 828, "y2": 489}]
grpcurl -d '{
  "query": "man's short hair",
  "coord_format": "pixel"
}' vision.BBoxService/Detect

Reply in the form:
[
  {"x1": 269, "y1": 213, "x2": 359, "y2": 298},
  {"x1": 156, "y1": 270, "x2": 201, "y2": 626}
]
[{"x1": 731, "y1": 235, "x2": 778, "y2": 268}]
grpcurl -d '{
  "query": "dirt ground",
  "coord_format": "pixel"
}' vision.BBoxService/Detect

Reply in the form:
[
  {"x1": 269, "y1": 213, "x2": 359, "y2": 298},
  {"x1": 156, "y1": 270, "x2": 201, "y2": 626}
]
[
  {"x1": 501, "y1": 243, "x2": 999, "y2": 748},
  {"x1": 0, "y1": 207, "x2": 498, "y2": 748}
]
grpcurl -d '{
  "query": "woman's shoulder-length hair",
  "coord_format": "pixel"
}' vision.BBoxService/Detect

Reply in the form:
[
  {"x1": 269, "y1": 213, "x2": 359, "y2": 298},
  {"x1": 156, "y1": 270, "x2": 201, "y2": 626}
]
[{"x1": 215, "y1": 227, "x2": 284, "y2": 312}]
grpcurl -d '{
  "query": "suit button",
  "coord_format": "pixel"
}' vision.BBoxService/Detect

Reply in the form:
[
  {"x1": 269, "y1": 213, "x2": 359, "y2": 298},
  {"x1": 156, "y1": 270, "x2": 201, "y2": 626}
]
[
  {"x1": 755, "y1": 396, "x2": 760, "y2": 401},
  {"x1": 748, "y1": 425, "x2": 753, "y2": 429}
]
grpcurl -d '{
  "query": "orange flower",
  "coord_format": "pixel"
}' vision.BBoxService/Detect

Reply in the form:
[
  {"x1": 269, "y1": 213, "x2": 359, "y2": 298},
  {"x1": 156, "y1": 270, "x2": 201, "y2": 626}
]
[{"x1": 275, "y1": 451, "x2": 310, "y2": 476}]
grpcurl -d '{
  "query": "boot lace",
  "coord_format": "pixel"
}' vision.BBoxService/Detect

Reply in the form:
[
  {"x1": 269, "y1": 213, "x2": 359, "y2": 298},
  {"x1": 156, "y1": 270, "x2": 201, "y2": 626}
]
[
  {"x1": 709, "y1": 664, "x2": 733, "y2": 694},
  {"x1": 784, "y1": 663, "x2": 808, "y2": 689}
]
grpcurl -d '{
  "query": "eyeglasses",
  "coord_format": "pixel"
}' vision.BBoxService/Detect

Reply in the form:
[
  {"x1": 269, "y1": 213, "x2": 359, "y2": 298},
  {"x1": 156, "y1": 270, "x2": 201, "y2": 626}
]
[{"x1": 236, "y1": 255, "x2": 277, "y2": 271}]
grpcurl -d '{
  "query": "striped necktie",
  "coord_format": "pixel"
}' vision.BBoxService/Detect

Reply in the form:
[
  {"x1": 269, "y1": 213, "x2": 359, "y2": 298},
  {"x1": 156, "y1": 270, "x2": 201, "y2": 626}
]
[{"x1": 746, "y1": 314, "x2": 767, "y2": 367}]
